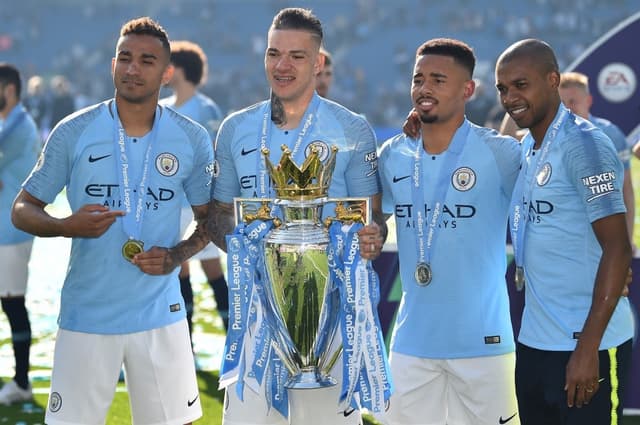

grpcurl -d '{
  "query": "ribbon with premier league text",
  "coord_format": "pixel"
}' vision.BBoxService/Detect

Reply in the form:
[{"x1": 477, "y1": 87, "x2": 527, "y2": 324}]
[
  {"x1": 328, "y1": 221, "x2": 392, "y2": 414},
  {"x1": 220, "y1": 218, "x2": 289, "y2": 416},
  {"x1": 220, "y1": 219, "x2": 273, "y2": 388}
]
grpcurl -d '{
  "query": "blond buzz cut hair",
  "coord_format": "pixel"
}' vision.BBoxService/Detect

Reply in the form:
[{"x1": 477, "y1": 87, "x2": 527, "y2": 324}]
[{"x1": 560, "y1": 71, "x2": 590, "y2": 93}]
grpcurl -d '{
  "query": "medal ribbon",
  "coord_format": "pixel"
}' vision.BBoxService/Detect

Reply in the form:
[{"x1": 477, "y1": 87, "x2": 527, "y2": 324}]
[
  {"x1": 256, "y1": 93, "x2": 322, "y2": 197},
  {"x1": 411, "y1": 121, "x2": 470, "y2": 272},
  {"x1": 509, "y1": 106, "x2": 575, "y2": 337},
  {"x1": 509, "y1": 108, "x2": 568, "y2": 271},
  {"x1": 112, "y1": 102, "x2": 161, "y2": 242}
]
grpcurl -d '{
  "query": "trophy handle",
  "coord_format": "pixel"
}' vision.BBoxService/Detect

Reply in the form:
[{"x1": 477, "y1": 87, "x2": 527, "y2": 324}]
[
  {"x1": 233, "y1": 198, "x2": 281, "y2": 227},
  {"x1": 324, "y1": 197, "x2": 371, "y2": 227}
]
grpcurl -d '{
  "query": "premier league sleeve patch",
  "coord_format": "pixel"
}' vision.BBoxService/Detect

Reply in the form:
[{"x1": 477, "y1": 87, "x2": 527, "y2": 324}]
[{"x1": 582, "y1": 171, "x2": 617, "y2": 202}]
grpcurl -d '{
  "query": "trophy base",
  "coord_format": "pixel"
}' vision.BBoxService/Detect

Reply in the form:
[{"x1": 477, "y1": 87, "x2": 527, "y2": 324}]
[
  {"x1": 288, "y1": 385, "x2": 347, "y2": 425},
  {"x1": 285, "y1": 370, "x2": 337, "y2": 389}
]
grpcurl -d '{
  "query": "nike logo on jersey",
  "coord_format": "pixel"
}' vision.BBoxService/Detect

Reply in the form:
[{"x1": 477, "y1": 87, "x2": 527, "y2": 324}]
[
  {"x1": 343, "y1": 407, "x2": 356, "y2": 417},
  {"x1": 88, "y1": 154, "x2": 111, "y2": 163},
  {"x1": 392, "y1": 175, "x2": 411, "y2": 183},
  {"x1": 241, "y1": 147, "x2": 258, "y2": 156},
  {"x1": 499, "y1": 413, "x2": 518, "y2": 424},
  {"x1": 188, "y1": 394, "x2": 199, "y2": 407}
]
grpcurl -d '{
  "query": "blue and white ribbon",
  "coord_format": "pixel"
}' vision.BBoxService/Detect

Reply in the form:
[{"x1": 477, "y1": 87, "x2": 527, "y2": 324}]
[
  {"x1": 328, "y1": 221, "x2": 393, "y2": 415},
  {"x1": 221, "y1": 216, "x2": 392, "y2": 419}
]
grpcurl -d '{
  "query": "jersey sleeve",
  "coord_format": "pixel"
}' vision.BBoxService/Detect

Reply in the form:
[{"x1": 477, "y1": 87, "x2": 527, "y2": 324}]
[
  {"x1": 378, "y1": 137, "x2": 396, "y2": 216},
  {"x1": 481, "y1": 129, "x2": 522, "y2": 197},
  {"x1": 212, "y1": 115, "x2": 241, "y2": 203},
  {"x1": 344, "y1": 115, "x2": 381, "y2": 197},
  {"x1": 22, "y1": 119, "x2": 73, "y2": 204},
  {"x1": 183, "y1": 125, "x2": 214, "y2": 206},
  {"x1": 564, "y1": 125, "x2": 626, "y2": 223}
]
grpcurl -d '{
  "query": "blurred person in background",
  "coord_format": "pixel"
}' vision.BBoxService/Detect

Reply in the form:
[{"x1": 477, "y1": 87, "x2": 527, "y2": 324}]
[
  {"x1": 23, "y1": 74, "x2": 50, "y2": 140},
  {"x1": 559, "y1": 71, "x2": 635, "y2": 248},
  {"x1": 315, "y1": 46, "x2": 333, "y2": 98},
  {"x1": 161, "y1": 40, "x2": 229, "y2": 336},
  {"x1": 0, "y1": 63, "x2": 40, "y2": 405},
  {"x1": 48, "y1": 75, "x2": 75, "y2": 130}
]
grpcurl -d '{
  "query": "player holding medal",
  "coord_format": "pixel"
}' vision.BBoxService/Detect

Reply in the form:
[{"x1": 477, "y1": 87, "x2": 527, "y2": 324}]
[
  {"x1": 12, "y1": 17, "x2": 212, "y2": 425},
  {"x1": 378, "y1": 38, "x2": 522, "y2": 424}
]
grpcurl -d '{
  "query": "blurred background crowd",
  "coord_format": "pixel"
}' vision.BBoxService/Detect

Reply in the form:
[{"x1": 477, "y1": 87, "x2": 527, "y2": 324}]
[{"x1": 2, "y1": 0, "x2": 637, "y2": 140}]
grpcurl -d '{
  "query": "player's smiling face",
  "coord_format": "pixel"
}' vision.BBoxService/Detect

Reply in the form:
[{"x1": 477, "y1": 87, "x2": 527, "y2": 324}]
[
  {"x1": 495, "y1": 56, "x2": 559, "y2": 137},
  {"x1": 411, "y1": 54, "x2": 473, "y2": 125},
  {"x1": 265, "y1": 29, "x2": 321, "y2": 104},
  {"x1": 112, "y1": 34, "x2": 171, "y2": 105}
]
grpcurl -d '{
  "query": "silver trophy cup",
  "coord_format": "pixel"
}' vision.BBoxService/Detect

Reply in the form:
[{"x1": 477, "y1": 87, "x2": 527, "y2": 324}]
[{"x1": 235, "y1": 145, "x2": 367, "y2": 390}]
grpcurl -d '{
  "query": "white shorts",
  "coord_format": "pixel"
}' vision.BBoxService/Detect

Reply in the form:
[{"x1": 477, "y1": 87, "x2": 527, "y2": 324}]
[
  {"x1": 222, "y1": 358, "x2": 362, "y2": 425},
  {"x1": 180, "y1": 207, "x2": 220, "y2": 261},
  {"x1": 45, "y1": 320, "x2": 202, "y2": 425},
  {"x1": 381, "y1": 351, "x2": 519, "y2": 425},
  {"x1": 0, "y1": 240, "x2": 33, "y2": 297}
]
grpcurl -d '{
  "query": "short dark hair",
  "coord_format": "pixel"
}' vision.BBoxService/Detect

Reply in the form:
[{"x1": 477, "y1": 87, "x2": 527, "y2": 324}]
[
  {"x1": 120, "y1": 16, "x2": 170, "y2": 58},
  {"x1": 170, "y1": 40, "x2": 207, "y2": 86},
  {"x1": 0, "y1": 62, "x2": 22, "y2": 98},
  {"x1": 416, "y1": 38, "x2": 476, "y2": 78},
  {"x1": 270, "y1": 8, "x2": 323, "y2": 45},
  {"x1": 497, "y1": 38, "x2": 559, "y2": 75}
]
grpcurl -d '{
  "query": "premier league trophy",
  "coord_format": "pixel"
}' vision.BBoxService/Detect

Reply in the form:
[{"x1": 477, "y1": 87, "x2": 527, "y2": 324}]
[
  {"x1": 236, "y1": 144, "x2": 366, "y2": 382},
  {"x1": 223, "y1": 144, "x2": 389, "y2": 425}
]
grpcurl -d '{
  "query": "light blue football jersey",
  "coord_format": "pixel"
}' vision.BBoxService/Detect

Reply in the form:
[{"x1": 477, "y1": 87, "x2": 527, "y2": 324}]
[
  {"x1": 518, "y1": 106, "x2": 633, "y2": 350},
  {"x1": 22, "y1": 100, "x2": 214, "y2": 334},
  {"x1": 379, "y1": 119, "x2": 521, "y2": 358},
  {"x1": 0, "y1": 104, "x2": 40, "y2": 245},
  {"x1": 213, "y1": 94, "x2": 380, "y2": 204},
  {"x1": 589, "y1": 114, "x2": 631, "y2": 170}
]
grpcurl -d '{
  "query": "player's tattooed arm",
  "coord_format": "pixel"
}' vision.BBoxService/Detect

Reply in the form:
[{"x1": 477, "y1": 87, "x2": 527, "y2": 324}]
[
  {"x1": 165, "y1": 203, "x2": 211, "y2": 271},
  {"x1": 207, "y1": 199, "x2": 235, "y2": 253}
]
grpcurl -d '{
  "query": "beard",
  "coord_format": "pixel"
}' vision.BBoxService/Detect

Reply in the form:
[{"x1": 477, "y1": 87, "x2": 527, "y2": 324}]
[
  {"x1": 418, "y1": 111, "x2": 437, "y2": 124},
  {"x1": 0, "y1": 94, "x2": 6, "y2": 112}
]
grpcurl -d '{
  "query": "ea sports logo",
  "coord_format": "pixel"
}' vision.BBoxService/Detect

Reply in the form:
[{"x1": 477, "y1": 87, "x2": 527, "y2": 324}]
[{"x1": 597, "y1": 62, "x2": 636, "y2": 103}]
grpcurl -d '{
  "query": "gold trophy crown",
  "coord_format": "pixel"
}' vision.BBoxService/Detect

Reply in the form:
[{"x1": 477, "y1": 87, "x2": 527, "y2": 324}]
[{"x1": 263, "y1": 144, "x2": 338, "y2": 200}]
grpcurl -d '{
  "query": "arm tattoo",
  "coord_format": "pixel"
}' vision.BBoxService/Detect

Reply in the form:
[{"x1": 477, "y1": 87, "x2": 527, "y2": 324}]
[
  {"x1": 207, "y1": 199, "x2": 236, "y2": 252},
  {"x1": 166, "y1": 204, "x2": 210, "y2": 272},
  {"x1": 271, "y1": 93, "x2": 286, "y2": 127}
]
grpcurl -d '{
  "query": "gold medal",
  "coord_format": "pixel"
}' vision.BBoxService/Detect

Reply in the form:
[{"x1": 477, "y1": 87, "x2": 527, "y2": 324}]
[
  {"x1": 122, "y1": 239, "x2": 144, "y2": 262},
  {"x1": 415, "y1": 262, "x2": 432, "y2": 286}
]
